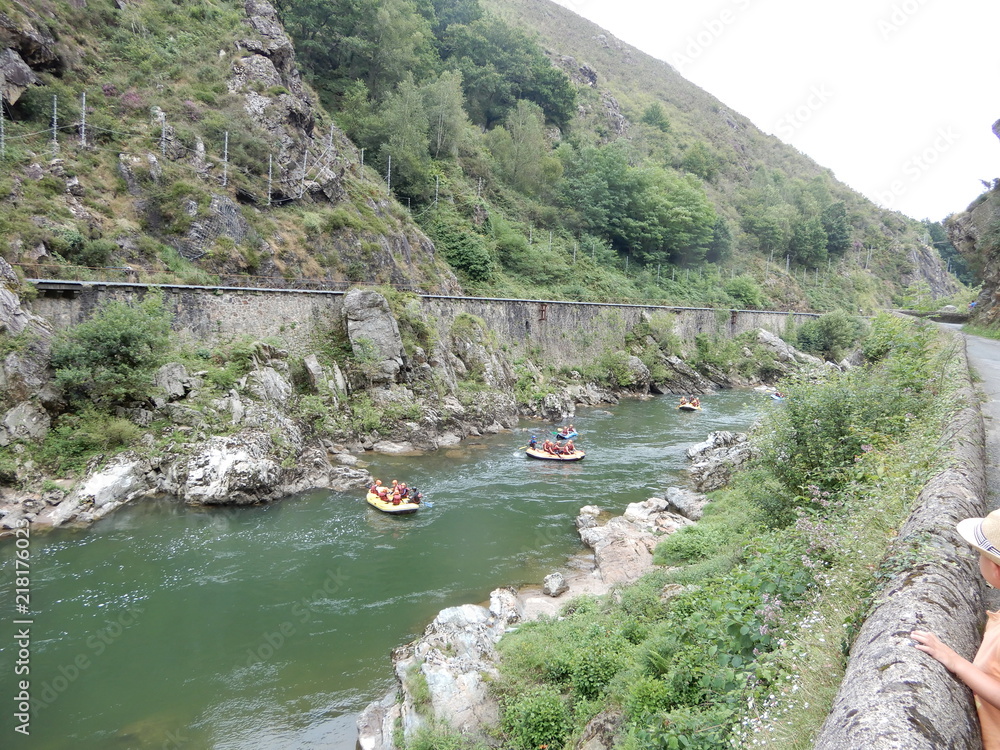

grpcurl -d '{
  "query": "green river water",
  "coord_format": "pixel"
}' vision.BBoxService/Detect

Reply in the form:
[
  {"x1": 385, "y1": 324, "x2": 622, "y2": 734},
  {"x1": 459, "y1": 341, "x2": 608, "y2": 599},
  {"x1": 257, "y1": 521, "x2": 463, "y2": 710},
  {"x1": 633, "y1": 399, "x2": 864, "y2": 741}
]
[{"x1": 0, "y1": 390, "x2": 769, "y2": 749}]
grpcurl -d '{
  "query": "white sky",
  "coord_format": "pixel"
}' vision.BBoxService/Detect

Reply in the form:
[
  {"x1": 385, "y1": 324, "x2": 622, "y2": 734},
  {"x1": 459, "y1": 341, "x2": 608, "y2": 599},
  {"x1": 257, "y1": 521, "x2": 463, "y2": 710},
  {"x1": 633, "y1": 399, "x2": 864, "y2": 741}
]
[{"x1": 550, "y1": 0, "x2": 1000, "y2": 222}]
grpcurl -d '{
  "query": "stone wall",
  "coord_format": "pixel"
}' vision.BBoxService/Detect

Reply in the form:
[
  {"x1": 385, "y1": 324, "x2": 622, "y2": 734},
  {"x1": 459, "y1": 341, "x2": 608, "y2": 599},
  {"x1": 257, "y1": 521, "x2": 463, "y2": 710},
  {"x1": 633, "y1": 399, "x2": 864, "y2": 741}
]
[{"x1": 25, "y1": 282, "x2": 819, "y2": 367}]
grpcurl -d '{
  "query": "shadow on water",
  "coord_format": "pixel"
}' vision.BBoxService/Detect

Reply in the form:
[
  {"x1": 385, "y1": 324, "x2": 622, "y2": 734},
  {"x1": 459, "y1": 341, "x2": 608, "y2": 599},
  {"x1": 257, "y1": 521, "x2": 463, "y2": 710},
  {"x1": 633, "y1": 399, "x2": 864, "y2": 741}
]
[{"x1": 0, "y1": 390, "x2": 768, "y2": 749}]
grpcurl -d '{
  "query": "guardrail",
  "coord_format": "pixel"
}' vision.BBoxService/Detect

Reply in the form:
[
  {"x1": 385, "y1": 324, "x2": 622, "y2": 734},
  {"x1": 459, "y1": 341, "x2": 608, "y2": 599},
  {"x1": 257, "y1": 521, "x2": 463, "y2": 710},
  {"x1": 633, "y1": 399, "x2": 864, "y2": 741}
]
[{"x1": 16, "y1": 263, "x2": 819, "y2": 317}]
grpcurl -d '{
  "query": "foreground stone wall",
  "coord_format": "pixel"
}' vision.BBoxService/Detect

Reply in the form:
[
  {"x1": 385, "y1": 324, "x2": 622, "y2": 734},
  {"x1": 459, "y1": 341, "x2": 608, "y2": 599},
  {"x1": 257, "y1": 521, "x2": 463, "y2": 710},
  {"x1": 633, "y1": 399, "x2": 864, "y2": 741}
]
[
  {"x1": 26, "y1": 283, "x2": 818, "y2": 367},
  {"x1": 814, "y1": 335, "x2": 986, "y2": 749}
]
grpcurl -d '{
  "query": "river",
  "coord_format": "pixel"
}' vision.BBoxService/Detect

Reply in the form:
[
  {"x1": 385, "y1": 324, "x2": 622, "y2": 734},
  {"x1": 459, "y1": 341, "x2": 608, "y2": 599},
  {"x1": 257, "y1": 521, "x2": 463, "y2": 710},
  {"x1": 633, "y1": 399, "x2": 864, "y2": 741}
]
[{"x1": 0, "y1": 390, "x2": 769, "y2": 749}]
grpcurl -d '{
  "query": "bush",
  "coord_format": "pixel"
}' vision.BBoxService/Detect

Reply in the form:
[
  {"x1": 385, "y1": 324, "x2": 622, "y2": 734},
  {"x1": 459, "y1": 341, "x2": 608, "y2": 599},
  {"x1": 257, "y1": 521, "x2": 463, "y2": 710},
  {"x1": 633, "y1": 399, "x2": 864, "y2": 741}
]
[
  {"x1": 724, "y1": 275, "x2": 767, "y2": 309},
  {"x1": 51, "y1": 291, "x2": 172, "y2": 409},
  {"x1": 795, "y1": 310, "x2": 864, "y2": 362},
  {"x1": 503, "y1": 686, "x2": 571, "y2": 750},
  {"x1": 35, "y1": 409, "x2": 141, "y2": 474},
  {"x1": 404, "y1": 724, "x2": 489, "y2": 750},
  {"x1": 422, "y1": 210, "x2": 495, "y2": 283}
]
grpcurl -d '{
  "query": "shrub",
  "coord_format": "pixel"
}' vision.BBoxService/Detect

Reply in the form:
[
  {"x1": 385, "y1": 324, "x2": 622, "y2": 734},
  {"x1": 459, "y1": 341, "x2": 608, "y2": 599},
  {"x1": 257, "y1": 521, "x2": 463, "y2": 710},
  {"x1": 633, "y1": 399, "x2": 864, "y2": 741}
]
[
  {"x1": 51, "y1": 291, "x2": 172, "y2": 409},
  {"x1": 503, "y1": 686, "x2": 571, "y2": 750},
  {"x1": 35, "y1": 409, "x2": 141, "y2": 474},
  {"x1": 724, "y1": 275, "x2": 767, "y2": 309},
  {"x1": 794, "y1": 310, "x2": 864, "y2": 362}
]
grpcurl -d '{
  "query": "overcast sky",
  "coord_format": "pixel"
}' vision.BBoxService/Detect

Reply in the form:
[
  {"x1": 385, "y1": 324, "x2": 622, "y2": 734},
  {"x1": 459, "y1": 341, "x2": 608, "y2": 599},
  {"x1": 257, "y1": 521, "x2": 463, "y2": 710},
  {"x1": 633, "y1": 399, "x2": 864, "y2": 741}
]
[{"x1": 550, "y1": 0, "x2": 1000, "y2": 222}]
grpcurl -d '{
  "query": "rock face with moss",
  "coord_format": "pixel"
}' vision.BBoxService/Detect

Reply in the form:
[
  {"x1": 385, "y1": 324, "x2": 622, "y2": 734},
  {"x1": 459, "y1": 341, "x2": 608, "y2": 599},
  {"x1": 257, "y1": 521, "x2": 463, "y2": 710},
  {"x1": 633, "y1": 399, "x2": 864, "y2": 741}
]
[{"x1": 947, "y1": 127, "x2": 1000, "y2": 325}]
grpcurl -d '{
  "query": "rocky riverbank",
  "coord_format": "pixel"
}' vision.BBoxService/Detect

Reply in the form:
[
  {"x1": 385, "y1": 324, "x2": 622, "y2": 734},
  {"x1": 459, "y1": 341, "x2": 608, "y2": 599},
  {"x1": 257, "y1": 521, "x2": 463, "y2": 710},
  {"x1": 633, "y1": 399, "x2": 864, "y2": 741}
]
[{"x1": 356, "y1": 434, "x2": 748, "y2": 750}]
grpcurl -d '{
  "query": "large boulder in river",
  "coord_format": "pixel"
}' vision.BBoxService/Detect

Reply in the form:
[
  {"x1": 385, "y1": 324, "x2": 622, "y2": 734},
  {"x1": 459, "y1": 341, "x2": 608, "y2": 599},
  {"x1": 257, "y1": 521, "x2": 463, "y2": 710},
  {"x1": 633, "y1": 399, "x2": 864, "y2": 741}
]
[
  {"x1": 357, "y1": 588, "x2": 521, "y2": 750},
  {"x1": 165, "y1": 431, "x2": 284, "y2": 505},
  {"x1": 35, "y1": 452, "x2": 153, "y2": 528}
]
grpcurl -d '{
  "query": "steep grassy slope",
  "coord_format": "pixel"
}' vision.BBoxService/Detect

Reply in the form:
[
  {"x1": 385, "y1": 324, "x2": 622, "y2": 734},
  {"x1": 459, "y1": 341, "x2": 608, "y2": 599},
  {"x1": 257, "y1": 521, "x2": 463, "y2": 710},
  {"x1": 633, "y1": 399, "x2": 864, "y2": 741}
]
[{"x1": 0, "y1": 0, "x2": 965, "y2": 312}]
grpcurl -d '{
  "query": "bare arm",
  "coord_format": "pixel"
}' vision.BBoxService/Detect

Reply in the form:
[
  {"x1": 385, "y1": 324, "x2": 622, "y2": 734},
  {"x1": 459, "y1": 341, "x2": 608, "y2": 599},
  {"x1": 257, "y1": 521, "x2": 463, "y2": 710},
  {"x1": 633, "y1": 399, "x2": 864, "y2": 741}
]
[{"x1": 912, "y1": 629, "x2": 1000, "y2": 709}]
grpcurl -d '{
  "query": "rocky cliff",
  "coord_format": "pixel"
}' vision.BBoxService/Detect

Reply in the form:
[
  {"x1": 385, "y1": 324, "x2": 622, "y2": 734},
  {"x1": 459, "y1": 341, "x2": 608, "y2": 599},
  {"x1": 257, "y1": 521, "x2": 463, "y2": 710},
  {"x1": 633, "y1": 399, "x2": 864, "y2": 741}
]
[
  {"x1": 0, "y1": 0, "x2": 459, "y2": 291},
  {"x1": 946, "y1": 119, "x2": 1000, "y2": 323}
]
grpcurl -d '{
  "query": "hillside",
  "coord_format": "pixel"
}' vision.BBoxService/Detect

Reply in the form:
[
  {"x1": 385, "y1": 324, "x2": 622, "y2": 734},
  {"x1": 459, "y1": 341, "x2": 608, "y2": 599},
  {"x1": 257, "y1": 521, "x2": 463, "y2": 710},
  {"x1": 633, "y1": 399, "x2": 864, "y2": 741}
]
[
  {"x1": 946, "y1": 120, "x2": 1000, "y2": 323},
  {"x1": 0, "y1": 0, "x2": 965, "y2": 311}
]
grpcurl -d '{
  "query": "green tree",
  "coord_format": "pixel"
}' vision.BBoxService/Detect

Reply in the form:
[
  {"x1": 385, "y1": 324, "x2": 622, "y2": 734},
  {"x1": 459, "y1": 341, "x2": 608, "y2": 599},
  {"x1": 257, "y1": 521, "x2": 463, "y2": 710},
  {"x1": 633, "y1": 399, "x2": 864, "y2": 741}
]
[
  {"x1": 421, "y1": 69, "x2": 469, "y2": 160},
  {"x1": 487, "y1": 100, "x2": 550, "y2": 195},
  {"x1": 275, "y1": 0, "x2": 436, "y2": 101},
  {"x1": 680, "y1": 141, "x2": 718, "y2": 182},
  {"x1": 51, "y1": 292, "x2": 173, "y2": 409},
  {"x1": 426, "y1": 0, "x2": 483, "y2": 33},
  {"x1": 438, "y1": 16, "x2": 574, "y2": 128},
  {"x1": 789, "y1": 212, "x2": 828, "y2": 268},
  {"x1": 641, "y1": 102, "x2": 670, "y2": 132},
  {"x1": 706, "y1": 217, "x2": 733, "y2": 263},
  {"x1": 378, "y1": 76, "x2": 432, "y2": 198},
  {"x1": 821, "y1": 201, "x2": 850, "y2": 255},
  {"x1": 366, "y1": 0, "x2": 438, "y2": 95}
]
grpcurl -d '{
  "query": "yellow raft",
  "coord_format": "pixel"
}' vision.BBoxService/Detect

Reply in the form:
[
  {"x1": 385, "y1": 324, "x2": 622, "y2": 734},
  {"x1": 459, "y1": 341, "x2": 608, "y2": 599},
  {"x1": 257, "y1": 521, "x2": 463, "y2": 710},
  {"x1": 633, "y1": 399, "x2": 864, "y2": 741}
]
[
  {"x1": 366, "y1": 491, "x2": 421, "y2": 515},
  {"x1": 525, "y1": 446, "x2": 586, "y2": 461}
]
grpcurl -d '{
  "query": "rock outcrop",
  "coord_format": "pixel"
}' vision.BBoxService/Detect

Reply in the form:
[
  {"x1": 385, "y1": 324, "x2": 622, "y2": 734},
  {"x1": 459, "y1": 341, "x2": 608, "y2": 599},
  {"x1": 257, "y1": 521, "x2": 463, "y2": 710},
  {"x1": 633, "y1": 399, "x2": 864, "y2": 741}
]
[
  {"x1": 577, "y1": 500, "x2": 693, "y2": 584},
  {"x1": 357, "y1": 589, "x2": 522, "y2": 749},
  {"x1": 947, "y1": 172, "x2": 1000, "y2": 325},
  {"x1": 686, "y1": 430, "x2": 756, "y2": 491},
  {"x1": 0, "y1": 8, "x2": 61, "y2": 105}
]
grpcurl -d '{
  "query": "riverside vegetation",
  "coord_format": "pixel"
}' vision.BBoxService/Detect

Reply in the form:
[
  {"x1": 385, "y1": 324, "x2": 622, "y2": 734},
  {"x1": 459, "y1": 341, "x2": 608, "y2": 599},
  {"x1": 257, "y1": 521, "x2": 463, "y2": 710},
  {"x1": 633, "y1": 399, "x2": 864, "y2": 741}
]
[{"x1": 397, "y1": 313, "x2": 963, "y2": 750}]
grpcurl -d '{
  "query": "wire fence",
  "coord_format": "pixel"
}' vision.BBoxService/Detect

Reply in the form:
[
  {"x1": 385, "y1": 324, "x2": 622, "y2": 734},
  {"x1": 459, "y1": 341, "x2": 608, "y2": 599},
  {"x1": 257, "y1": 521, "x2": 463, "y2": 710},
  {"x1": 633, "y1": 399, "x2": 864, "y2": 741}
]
[
  {"x1": 2, "y1": 93, "x2": 890, "y2": 307},
  {"x1": 0, "y1": 91, "x2": 368, "y2": 207}
]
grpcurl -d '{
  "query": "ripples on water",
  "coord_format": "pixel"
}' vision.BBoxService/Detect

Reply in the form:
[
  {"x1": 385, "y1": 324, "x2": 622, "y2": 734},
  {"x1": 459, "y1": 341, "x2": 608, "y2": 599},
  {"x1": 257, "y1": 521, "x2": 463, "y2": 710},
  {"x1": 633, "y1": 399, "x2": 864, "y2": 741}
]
[{"x1": 0, "y1": 390, "x2": 768, "y2": 748}]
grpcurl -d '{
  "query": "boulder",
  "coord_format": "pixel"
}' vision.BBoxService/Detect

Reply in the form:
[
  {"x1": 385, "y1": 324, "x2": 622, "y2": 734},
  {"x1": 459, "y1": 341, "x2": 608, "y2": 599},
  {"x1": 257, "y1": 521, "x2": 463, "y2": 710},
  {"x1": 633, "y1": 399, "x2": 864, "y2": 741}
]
[
  {"x1": 542, "y1": 572, "x2": 569, "y2": 596},
  {"x1": 577, "y1": 709, "x2": 626, "y2": 750},
  {"x1": 154, "y1": 362, "x2": 191, "y2": 401},
  {"x1": 244, "y1": 366, "x2": 292, "y2": 406},
  {"x1": 0, "y1": 400, "x2": 49, "y2": 445},
  {"x1": 36, "y1": 452, "x2": 152, "y2": 527},
  {"x1": 578, "y1": 501, "x2": 692, "y2": 585},
  {"x1": 358, "y1": 588, "x2": 521, "y2": 750},
  {"x1": 665, "y1": 486, "x2": 710, "y2": 521},
  {"x1": 687, "y1": 431, "x2": 756, "y2": 492},
  {"x1": 756, "y1": 328, "x2": 824, "y2": 367},
  {"x1": 371, "y1": 441, "x2": 416, "y2": 454},
  {"x1": 302, "y1": 353, "x2": 342, "y2": 400},
  {"x1": 165, "y1": 432, "x2": 284, "y2": 505},
  {"x1": 343, "y1": 289, "x2": 405, "y2": 384}
]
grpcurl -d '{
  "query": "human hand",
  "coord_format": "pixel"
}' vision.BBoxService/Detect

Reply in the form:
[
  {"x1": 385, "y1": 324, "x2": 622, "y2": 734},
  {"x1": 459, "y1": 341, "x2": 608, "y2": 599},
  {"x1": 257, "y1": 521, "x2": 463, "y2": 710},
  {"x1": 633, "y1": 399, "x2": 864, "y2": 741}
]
[{"x1": 911, "y1": 629, "x2": 964, "y2": 673}]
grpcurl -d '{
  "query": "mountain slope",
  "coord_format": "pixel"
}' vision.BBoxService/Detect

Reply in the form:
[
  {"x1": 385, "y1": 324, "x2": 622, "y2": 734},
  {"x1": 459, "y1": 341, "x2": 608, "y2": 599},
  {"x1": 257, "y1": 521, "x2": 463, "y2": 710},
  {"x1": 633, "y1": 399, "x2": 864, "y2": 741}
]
[{"x1": 0, "y1": 0, "x2": 962, "y2": 311}]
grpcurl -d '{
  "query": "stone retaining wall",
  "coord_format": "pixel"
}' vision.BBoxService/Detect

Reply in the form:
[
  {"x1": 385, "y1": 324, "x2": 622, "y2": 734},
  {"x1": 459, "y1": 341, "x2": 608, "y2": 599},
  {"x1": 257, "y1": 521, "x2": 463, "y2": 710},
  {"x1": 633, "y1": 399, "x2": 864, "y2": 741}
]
[{"x1": 25, "y1": 283, "x2": 818, "y2": 367}]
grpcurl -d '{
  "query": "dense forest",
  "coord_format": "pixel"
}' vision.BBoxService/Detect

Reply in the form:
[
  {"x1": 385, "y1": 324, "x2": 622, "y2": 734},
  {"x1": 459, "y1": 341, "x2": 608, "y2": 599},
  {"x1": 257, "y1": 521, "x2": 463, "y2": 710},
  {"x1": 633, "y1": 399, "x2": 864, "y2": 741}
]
[{"x1": 0, "y1": 0, "x2": 975, "y2": 311}]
